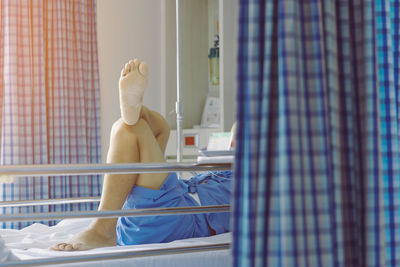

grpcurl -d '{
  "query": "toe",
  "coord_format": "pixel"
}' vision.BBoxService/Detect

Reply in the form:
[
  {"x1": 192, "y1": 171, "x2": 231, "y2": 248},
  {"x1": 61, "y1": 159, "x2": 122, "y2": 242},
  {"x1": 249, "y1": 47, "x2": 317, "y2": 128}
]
[
  {"x1": 129, "y1": 59, "x2": 137, "y2": 72},
  {"x1": 139, "y1": 62, "x2": 148, "y2": 76},
  {"x1": 124, "y1": 63, "x2": 130, "y2": 73},
  {"x1": 133, "y1": 58, "x2": 140, "y2": 67},
  {"x1": 129, "y1": 58, "x2": 139, "y2": 71},
  {"x1": 65, "y1": 244, "x2": 74, "y2": 251}
]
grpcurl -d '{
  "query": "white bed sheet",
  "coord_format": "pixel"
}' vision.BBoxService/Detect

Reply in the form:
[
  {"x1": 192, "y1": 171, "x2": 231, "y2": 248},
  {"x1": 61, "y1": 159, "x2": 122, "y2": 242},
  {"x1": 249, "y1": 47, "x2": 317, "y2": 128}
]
[{"x1": 0, "y1": 218, "x2": 232, "y2": 266}]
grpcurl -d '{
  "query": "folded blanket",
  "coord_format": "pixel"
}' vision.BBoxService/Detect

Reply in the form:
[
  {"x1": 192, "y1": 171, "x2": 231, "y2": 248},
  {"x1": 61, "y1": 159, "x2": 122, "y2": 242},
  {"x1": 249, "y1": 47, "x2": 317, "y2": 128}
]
[{"x1": 0, "y1": 236, "x2": 18, "y2": 262}]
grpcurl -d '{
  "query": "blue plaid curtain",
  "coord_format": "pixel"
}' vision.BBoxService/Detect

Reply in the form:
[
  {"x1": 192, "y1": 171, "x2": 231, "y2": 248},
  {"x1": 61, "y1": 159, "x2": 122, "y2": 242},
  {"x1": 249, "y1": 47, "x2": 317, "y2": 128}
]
[{"x1": 233, "y1": 0, "x2": 400, "y2": 266}]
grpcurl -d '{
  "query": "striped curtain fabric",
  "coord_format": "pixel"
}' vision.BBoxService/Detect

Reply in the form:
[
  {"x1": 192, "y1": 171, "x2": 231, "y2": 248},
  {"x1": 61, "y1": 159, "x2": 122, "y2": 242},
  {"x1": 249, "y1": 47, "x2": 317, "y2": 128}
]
[
  {"x1": 233, "y1": 0, "x2": 400, "y2": 266},
  {"x1": 0, "y1": 0, "x2": 101, "y2": 229}
]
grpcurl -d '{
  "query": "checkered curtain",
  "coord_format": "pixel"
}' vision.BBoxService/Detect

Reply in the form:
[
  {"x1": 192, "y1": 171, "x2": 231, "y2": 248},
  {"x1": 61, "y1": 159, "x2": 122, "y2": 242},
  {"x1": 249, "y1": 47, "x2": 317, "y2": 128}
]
[
  {"x1": 0, "y1": 0, "x2": 102, "y2": 229},
  {"x1": 233, "y1": 0, "x2": 400, "y2": 266}
]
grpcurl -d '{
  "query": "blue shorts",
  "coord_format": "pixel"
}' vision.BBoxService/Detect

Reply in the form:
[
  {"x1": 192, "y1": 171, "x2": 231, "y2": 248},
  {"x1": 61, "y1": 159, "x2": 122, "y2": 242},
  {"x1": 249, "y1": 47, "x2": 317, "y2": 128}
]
[{"x1": 116, "y1": 171, "x2": 232, "y2": 246}]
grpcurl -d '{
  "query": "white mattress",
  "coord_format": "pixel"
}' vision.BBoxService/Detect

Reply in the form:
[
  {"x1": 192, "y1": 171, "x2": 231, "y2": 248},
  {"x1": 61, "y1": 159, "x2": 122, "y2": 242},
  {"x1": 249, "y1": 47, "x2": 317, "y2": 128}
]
[{"x1": 0, "y1": 218, "x2": 232, "y2": 266}]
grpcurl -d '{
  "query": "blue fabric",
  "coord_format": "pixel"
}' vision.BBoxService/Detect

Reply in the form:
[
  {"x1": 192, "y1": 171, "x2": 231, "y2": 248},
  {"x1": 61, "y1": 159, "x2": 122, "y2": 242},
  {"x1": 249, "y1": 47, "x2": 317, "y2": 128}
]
[
  {"x1": 116, "y1": 171, "x2": 232, "y2": 246},
  {"x1": 234, "y1": 0, "x2": 400, "y2": 266},
  {"x1": 183, "y1": 171, "x2": 232, "y2": 234}
]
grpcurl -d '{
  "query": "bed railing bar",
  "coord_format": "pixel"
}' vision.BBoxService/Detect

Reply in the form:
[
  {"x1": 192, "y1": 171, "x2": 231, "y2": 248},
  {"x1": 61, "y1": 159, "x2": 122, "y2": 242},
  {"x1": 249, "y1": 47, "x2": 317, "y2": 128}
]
[
  {"x1": 0, "y1": 197, "x2": 100, "y2": 208},
  {"x1": 0, "y1": 242, "x2": 231, "y2": 266},
  {"x1": 0, "y1": 162, "x2": 232, "y2": 177},
  {"x1": 0, "y1": 205, "x2": 231, "y2": 222}
]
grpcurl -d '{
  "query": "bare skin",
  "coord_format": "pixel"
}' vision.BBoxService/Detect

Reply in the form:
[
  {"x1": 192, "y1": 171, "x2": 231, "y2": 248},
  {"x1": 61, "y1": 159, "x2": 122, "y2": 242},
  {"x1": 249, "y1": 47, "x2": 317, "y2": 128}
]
[{"x1": 50, "y1": 59, "x2": 170, "y2": 251}]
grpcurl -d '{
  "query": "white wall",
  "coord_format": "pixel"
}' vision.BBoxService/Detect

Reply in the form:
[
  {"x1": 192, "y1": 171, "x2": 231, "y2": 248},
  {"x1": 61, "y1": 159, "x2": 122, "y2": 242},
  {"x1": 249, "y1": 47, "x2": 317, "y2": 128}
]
[{"x1": 96, "y1": 0, "x2": 162, "y2": 161}]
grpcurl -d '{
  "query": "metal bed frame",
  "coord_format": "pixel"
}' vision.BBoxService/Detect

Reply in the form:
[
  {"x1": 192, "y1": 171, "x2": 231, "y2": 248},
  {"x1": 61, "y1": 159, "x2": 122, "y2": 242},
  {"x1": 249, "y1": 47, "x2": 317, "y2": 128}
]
[{"x1": 0, "y1": 162, "x2": 232, "y2": 266}]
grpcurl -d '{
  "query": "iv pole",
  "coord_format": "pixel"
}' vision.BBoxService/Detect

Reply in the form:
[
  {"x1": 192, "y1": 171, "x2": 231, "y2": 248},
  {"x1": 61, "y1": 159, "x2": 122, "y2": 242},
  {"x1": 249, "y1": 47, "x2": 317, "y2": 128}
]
[{"x1": 176, "y1": 0, "x2": 183, "y2": 168}]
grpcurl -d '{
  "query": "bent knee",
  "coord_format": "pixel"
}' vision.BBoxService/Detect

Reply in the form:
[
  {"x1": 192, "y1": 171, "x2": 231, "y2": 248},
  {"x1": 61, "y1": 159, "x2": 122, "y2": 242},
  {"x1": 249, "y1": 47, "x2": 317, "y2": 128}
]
[
  {"x1": 111, "y1": 118, "x2": 152, "y2": 138},
  {"x1": 110, "y1": 118, "x2": 136, "y2": 142},
  {"x1": 132, "y1": 118, "x2": 153, "y2": 134}
]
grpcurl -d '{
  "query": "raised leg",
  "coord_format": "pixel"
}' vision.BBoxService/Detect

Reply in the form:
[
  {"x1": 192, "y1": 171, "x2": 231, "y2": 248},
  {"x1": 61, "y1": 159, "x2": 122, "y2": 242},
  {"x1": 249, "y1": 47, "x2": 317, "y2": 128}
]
[{"x1": 51, "y1": 59, "x2": 170, "y2": 251}]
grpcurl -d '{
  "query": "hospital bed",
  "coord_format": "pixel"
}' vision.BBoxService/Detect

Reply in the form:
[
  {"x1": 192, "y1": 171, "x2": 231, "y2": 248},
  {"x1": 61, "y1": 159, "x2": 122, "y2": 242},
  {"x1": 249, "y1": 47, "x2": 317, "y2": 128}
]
[
  {"x1": 0, "y1": 162, "x2": 232, "y2": 266},
  {"x1": 0, "y1": 0, "x2": 234, "y2": 264}
]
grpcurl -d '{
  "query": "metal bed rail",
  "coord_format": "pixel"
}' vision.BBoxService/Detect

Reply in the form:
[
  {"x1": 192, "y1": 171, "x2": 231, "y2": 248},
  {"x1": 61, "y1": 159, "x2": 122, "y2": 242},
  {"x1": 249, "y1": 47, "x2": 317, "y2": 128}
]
[
  {"x1": 0, "y1": 197, "x2": 100, "y2": 208},
  {"x1": 0, "y1": 205, "x2": 231, "y2": 222},
  {"x1": 0, "y1": 162, "x2": 232, "y2": 218},
  {"x1": 0, "y1": 162, "x2": 231, "y2": 177},
  {"x1": 0, "y1": 162, "x2": 231, "y2": 208}
]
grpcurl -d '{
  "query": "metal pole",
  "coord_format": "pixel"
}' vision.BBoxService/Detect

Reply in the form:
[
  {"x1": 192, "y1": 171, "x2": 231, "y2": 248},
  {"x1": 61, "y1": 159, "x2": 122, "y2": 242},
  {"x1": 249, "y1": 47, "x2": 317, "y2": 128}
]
[
  {"x1": 0, "y1": 205, "x2": 231, "y2": 222},
  {"x1": 0, "y1": 197, "x2": 100, "y2": 208},
  {"x1": 176, "y1": 0, "x2": 183, "y2": 166},
  {"x1": 0, "y1": 162, "x2": 231, "y2": 177}
]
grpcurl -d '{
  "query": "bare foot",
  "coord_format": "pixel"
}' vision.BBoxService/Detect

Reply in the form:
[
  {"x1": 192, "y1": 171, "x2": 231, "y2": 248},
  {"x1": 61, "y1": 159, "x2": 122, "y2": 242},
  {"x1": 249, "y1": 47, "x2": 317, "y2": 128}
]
[
  {"x1": 119, "y1": 58, "x2": 148, "y2": 125},
  {"x1": 50, "y1": 220, "x2": 116, "y2": 251}
]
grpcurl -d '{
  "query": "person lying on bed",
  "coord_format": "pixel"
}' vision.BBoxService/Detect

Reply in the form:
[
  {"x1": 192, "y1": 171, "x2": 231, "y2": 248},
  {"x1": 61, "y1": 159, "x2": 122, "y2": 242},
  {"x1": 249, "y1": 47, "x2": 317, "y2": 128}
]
[{"x1": 51, "y1": 58, "x2": 233, "y2": 251}]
